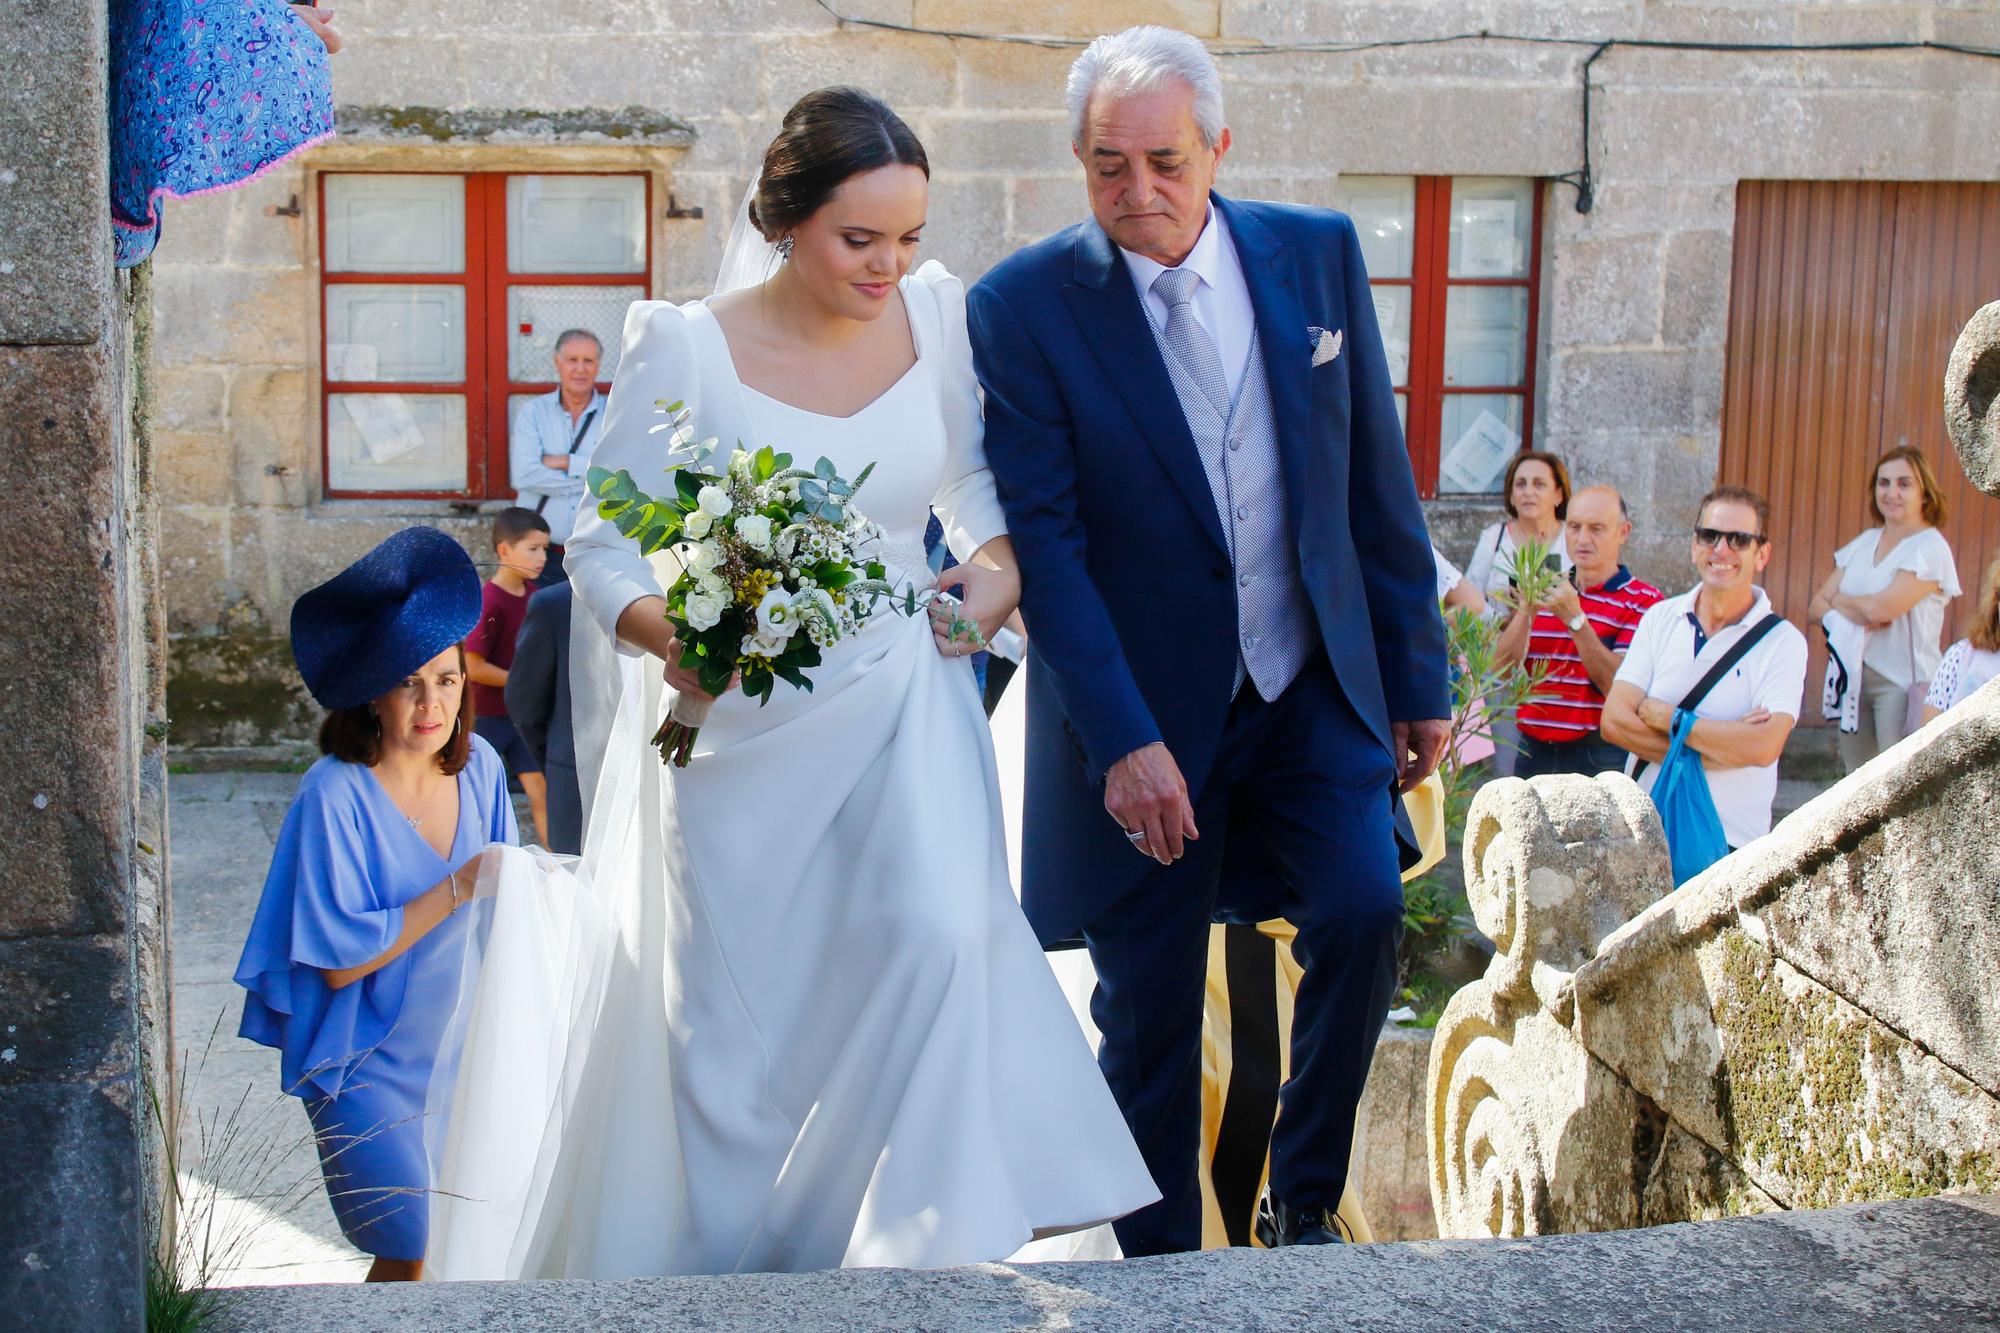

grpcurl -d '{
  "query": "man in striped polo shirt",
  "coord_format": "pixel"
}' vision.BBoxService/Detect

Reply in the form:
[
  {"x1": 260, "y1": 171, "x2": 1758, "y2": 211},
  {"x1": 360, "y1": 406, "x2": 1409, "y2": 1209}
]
[{"x1": 1498, "y1": 485, "x2": 1663, "y2": 777}]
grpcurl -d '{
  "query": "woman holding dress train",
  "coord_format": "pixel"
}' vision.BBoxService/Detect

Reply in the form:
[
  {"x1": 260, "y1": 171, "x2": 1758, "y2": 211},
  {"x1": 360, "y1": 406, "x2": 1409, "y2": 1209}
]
[{"x1": 234, "y1": 527, "x2": 515, "y2": 1281}]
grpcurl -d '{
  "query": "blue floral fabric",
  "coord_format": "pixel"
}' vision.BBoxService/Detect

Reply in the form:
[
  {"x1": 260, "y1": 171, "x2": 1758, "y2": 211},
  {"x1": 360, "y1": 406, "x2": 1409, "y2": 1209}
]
[{"x1": 110, "y1": 0, "x2": 335, "y2": 268}]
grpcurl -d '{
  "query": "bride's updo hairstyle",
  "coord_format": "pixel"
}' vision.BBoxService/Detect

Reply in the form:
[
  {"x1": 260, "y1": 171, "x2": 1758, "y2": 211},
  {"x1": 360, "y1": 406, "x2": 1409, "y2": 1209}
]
[{"x1": 749, "y1": 87, "x2": 929, "y2": 241}]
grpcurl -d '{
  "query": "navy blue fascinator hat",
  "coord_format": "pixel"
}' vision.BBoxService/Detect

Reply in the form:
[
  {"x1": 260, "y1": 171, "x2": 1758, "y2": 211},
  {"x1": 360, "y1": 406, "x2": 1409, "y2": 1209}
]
[{"x1": 290, "y1": 527, "x2": 482, "y2": 711}]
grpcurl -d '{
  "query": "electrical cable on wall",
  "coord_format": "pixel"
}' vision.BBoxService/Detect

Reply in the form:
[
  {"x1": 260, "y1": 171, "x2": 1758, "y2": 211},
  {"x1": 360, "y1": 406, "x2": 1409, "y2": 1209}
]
[{"x1": 811, "y1": 1, "x2": 2000, "y2": 213}]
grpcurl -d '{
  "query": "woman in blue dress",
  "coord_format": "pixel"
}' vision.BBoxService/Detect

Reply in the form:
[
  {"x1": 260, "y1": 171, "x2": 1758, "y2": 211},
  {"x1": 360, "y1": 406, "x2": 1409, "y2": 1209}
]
[{"x1": 234, "y1": 527, "x2": 517, "y2": 1281}]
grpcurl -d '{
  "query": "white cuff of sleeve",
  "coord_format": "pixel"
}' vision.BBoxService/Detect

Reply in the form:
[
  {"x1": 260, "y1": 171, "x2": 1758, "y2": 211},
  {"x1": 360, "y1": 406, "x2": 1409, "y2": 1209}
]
[{"x1": 987, "y1": 626, "x2": 1026, "y2": 663}]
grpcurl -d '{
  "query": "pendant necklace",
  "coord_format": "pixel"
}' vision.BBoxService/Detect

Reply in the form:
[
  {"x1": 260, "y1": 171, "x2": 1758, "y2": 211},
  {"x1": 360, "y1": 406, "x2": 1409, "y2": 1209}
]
[{"x1": 402, "y1": 773, "x2": 444, "y2": 830}]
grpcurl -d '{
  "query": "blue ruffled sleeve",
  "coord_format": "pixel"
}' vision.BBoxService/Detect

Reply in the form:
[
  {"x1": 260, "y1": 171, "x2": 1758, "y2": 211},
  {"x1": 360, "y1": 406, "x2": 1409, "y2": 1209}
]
[
  {"x1": 234, "y1": 761, "x2": 412, "y2": 1098},
  {"x1": 234, "y1": 748, "x2": 517, "y2": 1099}
]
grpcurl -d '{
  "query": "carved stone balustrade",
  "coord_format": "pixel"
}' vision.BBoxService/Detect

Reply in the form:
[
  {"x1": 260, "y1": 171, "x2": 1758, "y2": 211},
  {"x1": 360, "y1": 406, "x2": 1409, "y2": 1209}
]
[{"x1": 1428, "y1": 687, "x2": 2000, "y2": 1237}]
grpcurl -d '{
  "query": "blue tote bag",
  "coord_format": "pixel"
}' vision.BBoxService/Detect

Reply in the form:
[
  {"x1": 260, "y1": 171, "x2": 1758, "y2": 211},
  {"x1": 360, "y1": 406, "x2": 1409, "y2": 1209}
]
[
  {"x1": 1649, "y1": 709, "x2": 1731, "y2": 884},
  {"x1": 1633, "y1": 614, "x2": 1783, "y2": 886}
]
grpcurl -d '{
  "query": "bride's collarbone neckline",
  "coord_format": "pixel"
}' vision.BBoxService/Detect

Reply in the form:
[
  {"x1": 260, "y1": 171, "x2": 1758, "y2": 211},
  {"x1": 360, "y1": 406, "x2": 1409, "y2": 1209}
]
[
  {"x1": 720, "y1": 330, "x2": 920, "y2": 418},
  {"x1": 709, "y1": 307, "x2": 922, "y2": 421}
]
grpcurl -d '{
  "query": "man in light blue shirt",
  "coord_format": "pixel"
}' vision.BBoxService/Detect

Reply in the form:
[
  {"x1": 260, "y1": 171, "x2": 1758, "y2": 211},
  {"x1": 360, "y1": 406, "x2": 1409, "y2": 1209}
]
[{"x1": 510, "y1": 328, "x2": 607, "y2": 585}]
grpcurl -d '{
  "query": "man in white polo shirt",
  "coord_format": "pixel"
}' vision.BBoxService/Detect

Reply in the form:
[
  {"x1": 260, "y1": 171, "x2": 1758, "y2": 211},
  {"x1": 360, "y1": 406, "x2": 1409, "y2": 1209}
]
[{"x1": 1601, "y1": 485, "x2": 1809, "y2": 850}]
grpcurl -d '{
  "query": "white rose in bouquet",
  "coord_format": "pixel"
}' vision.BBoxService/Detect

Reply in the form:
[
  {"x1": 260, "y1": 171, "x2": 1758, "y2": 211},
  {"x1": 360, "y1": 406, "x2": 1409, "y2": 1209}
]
[
  {"x1": 740, "y1": 630, "x2": 788, "y2": 658},
  {"x1": 686, "y1": 540, "x2": 724, "y2": 576},
  {"x1": 697, "y1": 485, "x2": 733, "y2": 517},
  {"x1": 683, "y1": 589, "x2": 725, "y2": 631},
  {"x1": 736, "y1": 514, "x2": 775, "y2": 554},
  {"x1": 684, "y1": 507, "x2": 714, "y2": 538}
]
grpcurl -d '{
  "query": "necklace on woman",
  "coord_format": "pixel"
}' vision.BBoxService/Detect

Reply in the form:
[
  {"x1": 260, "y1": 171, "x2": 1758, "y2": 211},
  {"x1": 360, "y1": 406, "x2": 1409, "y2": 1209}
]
[{"x1": 399, "y1": 772, "x2": 445, "y2": 830}]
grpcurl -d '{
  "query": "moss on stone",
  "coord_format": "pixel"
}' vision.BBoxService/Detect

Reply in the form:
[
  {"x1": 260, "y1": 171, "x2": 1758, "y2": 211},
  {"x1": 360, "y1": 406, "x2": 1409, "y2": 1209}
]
[
  {"x1": 1709, "y1": 930, "x2": 1999, "y2": 1208},
  {"x1": 335, "y1": 105, "x2": 697, "y2": 144},
  {"x1": 166, "y1": 616, "x2": 316, "y2": 749}
]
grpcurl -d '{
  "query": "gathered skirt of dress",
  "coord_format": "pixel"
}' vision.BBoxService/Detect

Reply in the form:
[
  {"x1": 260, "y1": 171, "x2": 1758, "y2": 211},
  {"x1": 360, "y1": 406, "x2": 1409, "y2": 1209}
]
[{"x1": 426, "y1": 602, "x2": 1158, "y2": 1279}]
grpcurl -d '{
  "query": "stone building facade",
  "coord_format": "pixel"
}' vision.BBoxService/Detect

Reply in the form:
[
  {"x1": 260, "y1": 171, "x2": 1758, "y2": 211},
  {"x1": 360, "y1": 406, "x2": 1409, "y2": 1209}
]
[{"x1": 148, "y1": 0, "x2": 2000, "y2": 745}]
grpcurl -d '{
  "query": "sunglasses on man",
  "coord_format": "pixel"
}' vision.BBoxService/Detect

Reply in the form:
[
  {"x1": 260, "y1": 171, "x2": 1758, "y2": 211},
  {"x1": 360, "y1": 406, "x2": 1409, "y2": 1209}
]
[{"x1": 1692, "y1": 526, "x2": 1766, "y2": 552}]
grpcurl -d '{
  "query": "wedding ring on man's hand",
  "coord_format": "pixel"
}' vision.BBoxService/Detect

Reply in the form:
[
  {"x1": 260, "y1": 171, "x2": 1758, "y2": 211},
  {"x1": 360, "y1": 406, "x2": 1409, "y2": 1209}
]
[{"x1": 1124, "y1": 829, "x2": 1149, "y2": 844}]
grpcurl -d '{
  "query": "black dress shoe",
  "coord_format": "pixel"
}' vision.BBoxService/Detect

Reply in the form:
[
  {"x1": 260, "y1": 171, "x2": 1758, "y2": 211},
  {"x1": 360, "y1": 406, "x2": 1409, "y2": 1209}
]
[{"x1": 1254, "y1": 1190, "x2": 1348, "y2": 1247}]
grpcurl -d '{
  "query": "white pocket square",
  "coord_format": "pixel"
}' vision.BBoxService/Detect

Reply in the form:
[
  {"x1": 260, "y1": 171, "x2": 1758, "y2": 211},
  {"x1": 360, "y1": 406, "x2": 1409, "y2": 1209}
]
[{"x1": 1309, "y1": 325, "x2": 1343, "y2": 367}]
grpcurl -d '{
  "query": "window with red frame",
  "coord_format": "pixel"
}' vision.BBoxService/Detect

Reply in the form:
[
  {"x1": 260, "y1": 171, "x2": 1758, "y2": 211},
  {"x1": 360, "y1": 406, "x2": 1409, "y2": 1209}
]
[
  {"x1": 1331, "y1": 176, "x2": 1545, "y2": 498},
  {"x1": 318, "y1": 171, "x2": 652, "y2": 499}
]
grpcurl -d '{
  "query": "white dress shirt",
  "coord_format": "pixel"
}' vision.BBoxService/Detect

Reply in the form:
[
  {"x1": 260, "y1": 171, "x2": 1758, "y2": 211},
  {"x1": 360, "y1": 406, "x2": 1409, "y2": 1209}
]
[
  {"x1": 1118, "y1": 206, "x2": 1257, "y2": 401},
  {"x1": 511, "y1": 388, "x2": 606, "y2": 544}
]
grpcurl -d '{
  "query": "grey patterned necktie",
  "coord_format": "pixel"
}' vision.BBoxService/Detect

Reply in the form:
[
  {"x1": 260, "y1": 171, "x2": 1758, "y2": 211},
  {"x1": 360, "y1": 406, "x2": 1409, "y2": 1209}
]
[{"x1": 1151, "y1": 267, "x2": 1229, "y2": 419}]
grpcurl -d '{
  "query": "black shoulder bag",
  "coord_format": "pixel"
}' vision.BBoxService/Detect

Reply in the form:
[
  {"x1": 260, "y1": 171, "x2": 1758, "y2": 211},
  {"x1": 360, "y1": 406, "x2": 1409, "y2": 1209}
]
[
  {"x1": 535, "y1": 402, "x2": 599, "y2": 515},
  {"x1": 1631, "y1": 614, "x2": 1783, "y2": 782}
]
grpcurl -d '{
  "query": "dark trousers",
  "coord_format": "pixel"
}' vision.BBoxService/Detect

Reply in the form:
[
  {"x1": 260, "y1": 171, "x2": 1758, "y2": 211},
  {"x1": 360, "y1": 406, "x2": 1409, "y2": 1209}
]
[
  {"x1": 1514, "y1": 728, "x2": 1629, "y2": 779},
  {"x1": 543, "y1": 758, "x2": 582, "y2": 855},
  {"x1": 538, "y1": 545, "x2": 568, "y2": 588},
  {"x1": 1082, "y1": 657, "x2": 1404, "y2": 1256},
  {"x1": 982, "y1": 654, "x2": 1019, "y2": 716}
]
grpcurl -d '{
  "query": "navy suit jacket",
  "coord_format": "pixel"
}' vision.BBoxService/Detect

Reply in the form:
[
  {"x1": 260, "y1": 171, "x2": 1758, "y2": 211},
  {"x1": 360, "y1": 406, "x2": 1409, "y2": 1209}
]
[{"x1": 968, "y1": 194, "x2": 1449, "y2": 946}]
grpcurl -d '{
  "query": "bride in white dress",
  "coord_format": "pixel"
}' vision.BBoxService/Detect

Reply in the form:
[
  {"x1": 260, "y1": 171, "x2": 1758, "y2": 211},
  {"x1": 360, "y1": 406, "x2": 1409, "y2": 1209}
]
[{"x1": 425, "y1": 88, "x2": 1156, "y2": 1279}]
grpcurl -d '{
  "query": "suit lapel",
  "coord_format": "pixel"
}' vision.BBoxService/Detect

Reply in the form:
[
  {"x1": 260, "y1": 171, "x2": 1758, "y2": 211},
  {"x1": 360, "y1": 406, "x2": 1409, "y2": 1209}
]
[
  {"x1": 1215, "y1": 195, "x2": 1314, "y2": 543},
  {"x1": 1063, "y1": 220, "x2": 1231, "y2": 558}
]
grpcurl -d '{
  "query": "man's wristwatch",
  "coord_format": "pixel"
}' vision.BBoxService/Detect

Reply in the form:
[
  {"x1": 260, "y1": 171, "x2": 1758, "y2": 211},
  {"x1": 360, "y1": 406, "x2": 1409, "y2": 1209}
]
[{"x1": 1565, "y1": 611, "x2": 1589, "y2": 632}]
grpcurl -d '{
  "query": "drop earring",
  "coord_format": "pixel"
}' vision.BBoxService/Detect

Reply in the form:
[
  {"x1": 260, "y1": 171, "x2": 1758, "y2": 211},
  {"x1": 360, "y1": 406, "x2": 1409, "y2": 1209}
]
[{"x1": 776, "y1": 235, "x2": 795, "y2": 261}]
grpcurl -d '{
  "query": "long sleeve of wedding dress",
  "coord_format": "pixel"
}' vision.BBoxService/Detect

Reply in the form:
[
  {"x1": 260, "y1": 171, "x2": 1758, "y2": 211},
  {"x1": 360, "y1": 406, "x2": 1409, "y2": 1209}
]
[
  {"x1": 908, "y1": 266, "x2": 1008, "y2": 563},
  {"x1": 564, "y1": 299, "x2": 695, "y2": 646}
]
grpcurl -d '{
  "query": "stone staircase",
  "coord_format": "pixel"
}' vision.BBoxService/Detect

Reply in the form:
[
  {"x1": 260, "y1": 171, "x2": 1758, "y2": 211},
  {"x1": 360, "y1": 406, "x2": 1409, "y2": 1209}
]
[{"x1": 207, "y1": 1194, "x2": 2000, "y2": 1331}]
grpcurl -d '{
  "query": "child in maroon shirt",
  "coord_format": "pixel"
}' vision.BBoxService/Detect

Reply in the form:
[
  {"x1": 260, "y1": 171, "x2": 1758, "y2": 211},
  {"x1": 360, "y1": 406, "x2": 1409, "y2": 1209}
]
[{"x1": 466, "y1": 507, "x2": 550, "y2": 845}]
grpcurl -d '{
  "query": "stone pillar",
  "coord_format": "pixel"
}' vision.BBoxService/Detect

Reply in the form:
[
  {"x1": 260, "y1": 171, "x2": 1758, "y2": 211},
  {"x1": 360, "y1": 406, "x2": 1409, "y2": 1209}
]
[
  {"x1": 1946, "y1": 301, "x2": 2000, "y2": 499},
  {"x1": 0, "y1": 2, "x2": 165, "y2": 1326}
]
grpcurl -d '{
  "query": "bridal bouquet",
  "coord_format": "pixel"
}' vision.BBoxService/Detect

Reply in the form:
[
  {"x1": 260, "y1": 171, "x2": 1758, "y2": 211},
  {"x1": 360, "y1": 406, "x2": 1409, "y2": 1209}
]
[{"x1": 589, "y1": 398, "x2": 979, "y2": 766}]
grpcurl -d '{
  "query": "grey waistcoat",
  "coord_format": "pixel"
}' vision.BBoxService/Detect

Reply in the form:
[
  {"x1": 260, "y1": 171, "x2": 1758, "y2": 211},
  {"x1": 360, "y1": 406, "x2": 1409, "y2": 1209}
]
[{"x1": 1144, "y1": 315, "x2": 1318, "y2": 702}]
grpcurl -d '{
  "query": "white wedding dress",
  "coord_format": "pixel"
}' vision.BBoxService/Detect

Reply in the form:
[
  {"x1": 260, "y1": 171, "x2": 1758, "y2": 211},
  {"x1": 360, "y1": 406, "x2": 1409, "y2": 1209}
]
[{"x1": 425, "y1": 262, "x2": 1157, "y2": 1279}]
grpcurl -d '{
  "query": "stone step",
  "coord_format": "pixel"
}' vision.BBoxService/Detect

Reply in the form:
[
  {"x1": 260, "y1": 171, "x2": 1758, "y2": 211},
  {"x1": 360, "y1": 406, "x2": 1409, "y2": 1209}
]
[{"x1": 208, "y1": 1194, "x2": 2000, "y2": 1332}]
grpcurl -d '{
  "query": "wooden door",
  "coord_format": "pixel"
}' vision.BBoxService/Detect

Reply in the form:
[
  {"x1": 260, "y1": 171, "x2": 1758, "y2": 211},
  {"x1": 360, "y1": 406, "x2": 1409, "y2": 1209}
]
[{"x1": 1720, "y1": 180, "x2": 2000, "y2": 724}]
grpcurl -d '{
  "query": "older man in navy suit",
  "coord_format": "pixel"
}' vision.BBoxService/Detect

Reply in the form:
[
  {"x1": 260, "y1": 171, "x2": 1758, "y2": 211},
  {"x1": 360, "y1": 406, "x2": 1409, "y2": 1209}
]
[{"x1": 968, "y1": 27, "x2": 1449, "y2": 1255}]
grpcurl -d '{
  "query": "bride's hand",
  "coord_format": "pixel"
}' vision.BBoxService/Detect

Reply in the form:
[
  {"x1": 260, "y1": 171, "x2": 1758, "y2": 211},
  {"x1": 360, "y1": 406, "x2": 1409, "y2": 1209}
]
[
  {"x1": 930, "y1": 562, "x2": 1020, "y2": 658},
  {"x1": 663, "y1": 630, "x2": 739, "y2": 699}
]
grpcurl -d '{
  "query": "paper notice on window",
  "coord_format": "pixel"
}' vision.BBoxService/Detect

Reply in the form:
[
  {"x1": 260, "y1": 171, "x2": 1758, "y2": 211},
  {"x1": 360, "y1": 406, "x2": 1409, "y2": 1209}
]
[
  {"x1": 1385, "y1": 337, "x2": 1411, "y2": 386},
  {"x1": 1437, "y1": 409, "x2": 1519, "y2": 493},
  {"x1": 1457, "y1": 199, "x2": 1519, "y2": 277},
  {"x1": 325, "y1": 343, "x2": 379, "y2": 382},
  {"x1": 1370, "y1": 290, "x2": 1411, "y2": 383},
  {"x1": 342, "y1": 394, "x2": 427, "y2": 465}
]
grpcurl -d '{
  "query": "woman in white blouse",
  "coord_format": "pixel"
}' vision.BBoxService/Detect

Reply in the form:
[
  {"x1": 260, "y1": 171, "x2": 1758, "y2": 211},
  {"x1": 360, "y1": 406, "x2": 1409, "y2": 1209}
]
[
  {"x1": 1924, "y1": 555, "x2": 2000, "y2": 723},
  {"x1": 1463, "y1": 451, "x2": 1569, "y2": 775},
  {"x1": 1809, "y1": 446, "x2": 1961, "y2": 771}
]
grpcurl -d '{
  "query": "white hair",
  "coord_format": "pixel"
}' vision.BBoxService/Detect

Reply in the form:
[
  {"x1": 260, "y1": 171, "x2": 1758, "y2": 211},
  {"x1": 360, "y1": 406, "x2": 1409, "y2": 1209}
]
[{"x1": 1066, "y1": 26, "x2": 1225, "y2": 149}]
